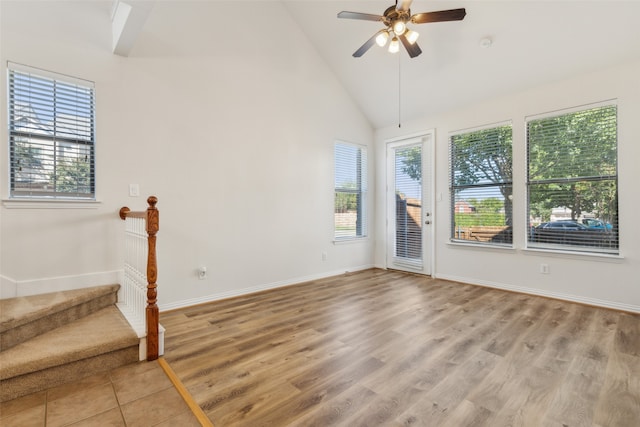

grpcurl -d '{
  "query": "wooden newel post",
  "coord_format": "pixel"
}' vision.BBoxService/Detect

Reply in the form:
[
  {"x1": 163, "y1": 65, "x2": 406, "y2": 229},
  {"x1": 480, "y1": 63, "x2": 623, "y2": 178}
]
[{"x1": 145, "y1": 196, "x2": 160, "y2": 361}]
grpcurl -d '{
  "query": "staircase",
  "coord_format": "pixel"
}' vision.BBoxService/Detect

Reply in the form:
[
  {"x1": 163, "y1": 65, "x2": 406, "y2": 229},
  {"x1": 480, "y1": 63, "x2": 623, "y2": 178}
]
[{"x1": 0, "y1": 285, "x2": 139, "y2": 402}]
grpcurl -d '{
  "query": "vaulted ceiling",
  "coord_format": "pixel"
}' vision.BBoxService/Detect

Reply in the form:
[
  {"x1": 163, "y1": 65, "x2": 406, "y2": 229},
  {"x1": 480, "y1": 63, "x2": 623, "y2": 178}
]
[
  {"x1": 111, "y1": 1, "x2": 640, "y2": 129},
  {"x1": 284, "y1": 1, "x2": 640, "y2": 128}
]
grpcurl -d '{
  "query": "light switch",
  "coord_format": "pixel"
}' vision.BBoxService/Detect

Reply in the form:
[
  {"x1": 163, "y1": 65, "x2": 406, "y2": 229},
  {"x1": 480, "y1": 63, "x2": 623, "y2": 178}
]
[{"x1": 129, "y1": 184, "x2": 140, "y2": 197}]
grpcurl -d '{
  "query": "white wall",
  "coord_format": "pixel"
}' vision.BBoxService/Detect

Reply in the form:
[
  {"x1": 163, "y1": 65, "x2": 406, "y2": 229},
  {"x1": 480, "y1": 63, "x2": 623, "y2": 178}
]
[
  {"x1": 4, "y1": 1, "x2": 637, "y2": 313},
  {"x1": 0, "y1": 1, "x2": 375, "y2": 306},
  {"x1": 375, "y1": 59, "x2": 640, "y2": 312}
]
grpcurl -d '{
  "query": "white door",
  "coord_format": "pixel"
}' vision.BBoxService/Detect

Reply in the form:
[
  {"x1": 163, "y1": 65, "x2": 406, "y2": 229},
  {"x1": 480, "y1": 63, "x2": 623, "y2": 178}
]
[{"x1": 386, "y1": 132, "x2": 433, "y2": 274}]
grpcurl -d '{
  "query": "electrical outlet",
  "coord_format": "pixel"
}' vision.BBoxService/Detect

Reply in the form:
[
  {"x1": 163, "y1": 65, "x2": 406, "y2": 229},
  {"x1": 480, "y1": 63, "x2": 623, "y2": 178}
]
[
  {"x1": 540, "y1": 263, "x2": 549, "y2": 274},
  {"x1": 198, "y1": 266, "x2": 207, "y2": 280},
  {"x1": 322, "y1": 252, "x2": 327, "y2": 261}
]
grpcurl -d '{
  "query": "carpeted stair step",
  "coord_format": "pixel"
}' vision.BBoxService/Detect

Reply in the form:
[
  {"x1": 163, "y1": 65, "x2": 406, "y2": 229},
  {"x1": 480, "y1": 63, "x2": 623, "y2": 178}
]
[
  {"x1": 0, "y1": 305, "x2": 139, "y2": 402},
  {"x1": 0, "y1": 284, "x2": 120, "y2": 351}
]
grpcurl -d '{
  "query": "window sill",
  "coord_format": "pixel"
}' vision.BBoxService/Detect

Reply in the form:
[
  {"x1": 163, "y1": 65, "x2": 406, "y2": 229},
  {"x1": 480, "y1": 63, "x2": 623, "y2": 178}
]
[
  {"x1": 521, "y1": 247, "x2": 624, "y2": 262},
  {"x1": 447, "y1": 240, "x2": 624, "y2": 261},
  {"x1": 2, "y1": 198, "x2": 102, "y2": 209},
  {"x1": 333, "y1": 237, "x2": 369, "y2": 245},
  {"x1": 447, "y1": 240, "x2": 515, "y2": 252}
]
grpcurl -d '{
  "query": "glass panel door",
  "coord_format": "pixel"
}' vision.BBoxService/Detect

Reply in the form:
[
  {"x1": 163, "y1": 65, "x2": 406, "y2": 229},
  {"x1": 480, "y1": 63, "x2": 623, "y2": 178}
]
[{"x1": 386, "y1": 133, "x2": 432, "y2": 274}]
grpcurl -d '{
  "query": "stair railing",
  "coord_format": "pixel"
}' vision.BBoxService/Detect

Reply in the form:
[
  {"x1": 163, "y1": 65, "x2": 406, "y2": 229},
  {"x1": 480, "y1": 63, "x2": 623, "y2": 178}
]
[{"x1": 119, "y1": 196, "x2": 160, "y2": 361}]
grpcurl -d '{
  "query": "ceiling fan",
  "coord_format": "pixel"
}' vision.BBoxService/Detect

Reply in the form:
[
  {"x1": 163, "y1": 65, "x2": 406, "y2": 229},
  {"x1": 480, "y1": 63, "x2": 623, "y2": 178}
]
[{"x1": 338, "y1": 0, "x2": 466, "y2": 58}]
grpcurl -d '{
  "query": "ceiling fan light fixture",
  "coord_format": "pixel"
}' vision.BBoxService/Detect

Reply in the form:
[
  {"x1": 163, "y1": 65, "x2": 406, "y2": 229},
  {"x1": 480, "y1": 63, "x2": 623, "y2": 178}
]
[
  {"x1": 375, "y1": 31, "x2": 390, "y2": 47},
  {"x1": 392, "y1": 20, "x2": 406, "y2": 36},
  {"x1": 337, "y1": 4, "x2": 466, "y2": 59},
  {"x1": 388, "y1": 36, "x2": 400, "y2": 53},
  {"x1": 405, "y1": 29, "x2": 419, "y2": 44}
]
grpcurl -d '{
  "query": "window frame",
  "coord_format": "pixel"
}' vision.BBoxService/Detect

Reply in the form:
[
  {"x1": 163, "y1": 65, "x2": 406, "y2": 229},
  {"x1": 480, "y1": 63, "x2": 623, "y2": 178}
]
[
  {"x1": 334, "y1": 141, "x2": 367, "y2": 241},
  {"x1": 449, "y1": 121, "x2": 513, "y2": 247},
  {"x1": 525, "y1": 101, "x2": 618, "y2": 255},
  {"x1": 7, "y1": 62, "x2": 96, "y2": 201}
]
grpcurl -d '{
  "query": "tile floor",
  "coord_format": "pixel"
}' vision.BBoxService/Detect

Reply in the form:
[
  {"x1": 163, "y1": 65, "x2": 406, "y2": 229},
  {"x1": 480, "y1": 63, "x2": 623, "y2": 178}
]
[{"x1": 0, "y1": 360, "x2": 202, "y2": 427}]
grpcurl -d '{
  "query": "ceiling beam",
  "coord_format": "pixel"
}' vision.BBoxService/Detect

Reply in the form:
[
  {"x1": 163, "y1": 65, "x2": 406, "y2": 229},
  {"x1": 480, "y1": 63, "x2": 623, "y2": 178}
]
[{"x1": 111, "y1": 0, "x2": 154, "y2": 57}]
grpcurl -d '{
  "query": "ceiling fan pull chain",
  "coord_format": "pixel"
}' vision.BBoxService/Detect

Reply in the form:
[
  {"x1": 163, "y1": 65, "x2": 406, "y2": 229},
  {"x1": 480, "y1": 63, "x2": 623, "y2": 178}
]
[{"x1": 398, "y1": 53, "x2": 402, "y2": 128}]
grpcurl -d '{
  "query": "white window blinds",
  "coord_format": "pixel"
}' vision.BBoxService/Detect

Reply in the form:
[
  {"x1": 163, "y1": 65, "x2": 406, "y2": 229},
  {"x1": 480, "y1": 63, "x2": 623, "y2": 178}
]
[
  {"x1": 393, "y1": 144, "x2": 423, "y2": 261},
  {"x1": 527, "y1": 103, "x2": 618, "y2": 253},
  {"x1": 334, "y1": 142, "x2": 367, "y2": 239},
  {"x1": 450, "y1": 123, "x2": 513, "y2": 245},
  {"x1": 8, "y1": 63, "x2": 96, "y2": 199}
]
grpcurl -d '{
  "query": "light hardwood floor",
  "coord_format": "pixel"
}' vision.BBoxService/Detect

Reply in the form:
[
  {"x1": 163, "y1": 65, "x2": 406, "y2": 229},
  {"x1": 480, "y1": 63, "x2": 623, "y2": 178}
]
[{"x1": 160, "y1": 269, "x2": 640, "y2": 426}]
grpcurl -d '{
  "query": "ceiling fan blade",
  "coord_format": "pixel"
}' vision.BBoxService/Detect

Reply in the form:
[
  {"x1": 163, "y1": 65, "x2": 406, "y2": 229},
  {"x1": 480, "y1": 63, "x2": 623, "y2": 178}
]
[
  {"x1": 411, "y1": 8, "x2": 466, "y2": 24},
  {"x1": 398, "y1": 33, "x2": 422, "y2": 58},
  {"x1": 352, "y1": 32, "x2": 380, "y2": 57},
  {"x1": 396, "y1": 0, "x2": 413, "y2": 12},
  {"x1": 337, "y1": 11, "x2": 384, "y2": 22}
]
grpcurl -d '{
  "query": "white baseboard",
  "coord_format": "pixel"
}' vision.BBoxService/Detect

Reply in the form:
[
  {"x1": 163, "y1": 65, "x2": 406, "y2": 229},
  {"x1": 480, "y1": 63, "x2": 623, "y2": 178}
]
[
  {"x1": 8, "y1": 266, "x2": 635, "y2": 314},
  {"x1": 0, "y1": 270, "x2": 121, "y2": 298},
  {"x1": 436, "y1": 273, "x2": 640, "y2": 314},
  {"x1": 0, "y1": 276, "x2": 18, "y2": 299},
  {"x1": 159, "y1": 264, "x2": 375, "y2": 312}
]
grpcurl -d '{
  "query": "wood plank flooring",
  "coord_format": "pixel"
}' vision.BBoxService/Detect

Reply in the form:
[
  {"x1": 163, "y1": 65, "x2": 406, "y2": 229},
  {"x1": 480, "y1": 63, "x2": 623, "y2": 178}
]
[{"x1": 160, "y1": 269, "x2": 640, "y2": 426}]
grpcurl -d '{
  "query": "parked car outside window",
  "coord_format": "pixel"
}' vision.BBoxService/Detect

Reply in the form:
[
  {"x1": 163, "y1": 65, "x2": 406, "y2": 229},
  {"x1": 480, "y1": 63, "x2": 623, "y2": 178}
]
[
  {"x1": 581, "y1": 218, "x2": 613, "y2": 231},
  {"x1": 531, "y1": 220, "x2": 613, "y2": 248}
]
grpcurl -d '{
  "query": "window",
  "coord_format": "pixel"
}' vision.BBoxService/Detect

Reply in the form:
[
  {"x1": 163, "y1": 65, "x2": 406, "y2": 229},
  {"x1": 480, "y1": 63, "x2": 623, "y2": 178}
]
[
  {"x1": 334, "y1": 142, "x2": 367, "y2": 239},
  {"x1": 8, "y1": 63, "x2": 95, "y2": 199},
  {"x1": 527, "y1": 103, "x2": 618, "y2": 254},
  {"x1": 450, "y1": 123, "x2": 513, "y2": 245}
]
